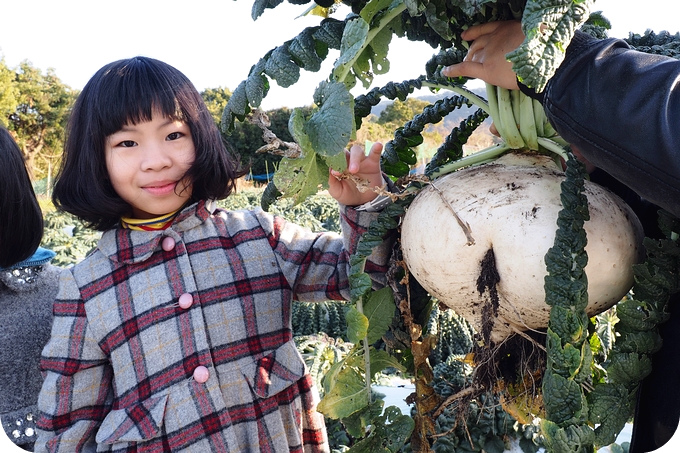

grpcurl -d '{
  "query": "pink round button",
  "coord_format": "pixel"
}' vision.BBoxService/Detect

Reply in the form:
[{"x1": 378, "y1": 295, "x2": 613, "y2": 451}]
[
  {"x1": 193, "y1": 366, "x2": 209, "y2": 383},
  {"x1": 178, "y1": 293, "x2": 193, "y2": 309},
  {"x1": 161, "y1": 237, "x2": 176, "y2": 252}
]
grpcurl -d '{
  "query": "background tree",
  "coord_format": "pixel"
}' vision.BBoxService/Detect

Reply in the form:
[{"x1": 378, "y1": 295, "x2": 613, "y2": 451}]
[
  {"x1": 202, "y1": 86, "x2": 232, "y2": 125},
  {"x1": 5, "y1": 61, "x2": 76, "y2": 181},
  {"x1": 0, "y1": 58, "x2": 18, "y2": 128},
  {"x1": 378, "y1": 98, "x2": 430, "y2": 128}
]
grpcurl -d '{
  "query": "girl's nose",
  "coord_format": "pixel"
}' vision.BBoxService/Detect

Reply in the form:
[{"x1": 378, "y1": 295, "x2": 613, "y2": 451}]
[{"x1": 141, "y1": 143, "x2": 172, "y2": 171}]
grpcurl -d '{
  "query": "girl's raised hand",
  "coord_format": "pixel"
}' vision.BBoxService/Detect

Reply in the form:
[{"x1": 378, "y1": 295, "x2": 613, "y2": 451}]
[
  {"x1": 328, "y1": 142, "x2": 384, "y2": 207},
  {"x1": 442, "y1": 21, "x2": 524, "y2": 90}
]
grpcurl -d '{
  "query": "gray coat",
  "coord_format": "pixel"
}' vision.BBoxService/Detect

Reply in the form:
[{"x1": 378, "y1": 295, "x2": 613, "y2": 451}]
[
  {"x1": 1, "y1": 254, "x2": 60, "y2": 450},
  {"x1": 35, "y1": 201, "x2": 390, "y2": 452}
]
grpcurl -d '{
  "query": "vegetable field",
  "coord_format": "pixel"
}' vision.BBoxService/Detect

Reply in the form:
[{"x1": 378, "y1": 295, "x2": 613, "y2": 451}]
[{"x1": 222, "y1": 1, "x2": 680, "y2": 453}]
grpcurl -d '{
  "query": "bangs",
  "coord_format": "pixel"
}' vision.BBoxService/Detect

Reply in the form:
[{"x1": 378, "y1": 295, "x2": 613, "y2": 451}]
[{"x1": 92, "y1": 57, "x2": 190, "y2": 137}]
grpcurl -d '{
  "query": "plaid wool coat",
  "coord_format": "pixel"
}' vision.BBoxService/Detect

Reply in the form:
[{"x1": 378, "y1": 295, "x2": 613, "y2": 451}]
[{"x1": 35, "y1": 200, "x2": 390, "y2": 452}]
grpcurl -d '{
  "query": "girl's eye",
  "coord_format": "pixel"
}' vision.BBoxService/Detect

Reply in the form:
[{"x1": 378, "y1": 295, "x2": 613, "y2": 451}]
[
  {"x1": 167, "y1": 132, "x2": 184, "y2": 141},
  {"x1": 118, "y1": 140, "x2": 136, "y2": 148}
]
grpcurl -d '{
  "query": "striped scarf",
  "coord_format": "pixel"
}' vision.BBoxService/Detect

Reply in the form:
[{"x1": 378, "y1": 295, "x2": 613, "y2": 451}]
[{"x1": 121, "y1": 210, "x2": 180, "y2": 231}]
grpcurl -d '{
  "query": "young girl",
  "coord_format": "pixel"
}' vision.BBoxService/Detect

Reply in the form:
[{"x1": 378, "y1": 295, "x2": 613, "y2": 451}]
[
  {"x1": 35, "y1": 56, "x2": 391, "y2": 453},
  {"x1": 0, "y1": 127, "x2": 60, "y2": 451}
]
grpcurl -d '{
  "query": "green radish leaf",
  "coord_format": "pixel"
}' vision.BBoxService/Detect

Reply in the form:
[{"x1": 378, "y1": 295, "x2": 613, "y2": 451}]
[
  {"x1": 245, "y1": 60, "x2": 268, "y2": 107},
  {"x1": 334, "y1": 16, "x2": 369, "y2": 82},
  {"x1": 341, "y1": 398, "x2": 385, "y2": 439},
  {"x1": 369, "y1": 349, "x2": 405, "y2": 377},
  {"x1": 540, "y1": 419, "x2": 595, "y2": 453},
  {"x1": 272, "y1": 151, "x2": 325, "y2": 206},
  {"x1": 322, "y1": 149, "x2": 348, "y2": 173},
  {"x1": 306, "y1": 80, "x2": 354, "y2": 157},
  {"x1": 289, "y1": 107, "x2": 314, "y2": 153},
  {"x1": 322, "y1": 356, "x2": 348, "y2": 395},
  {"x1": 542, "y1": 371, "x2": 587, "y2": 425},
  {"x1": 346, "y1": 306, "x2": 369, "y2": 344},
  {"x1": 587, "y1": 383, "x2": 632, "y2": 446},
  {"x1": 222, "y1": 80, "x2": 249, "y2": 132},
  {"x1": 264, "y1": 43, "x2": 300, "y2": 88},
  {"x1": 312, "y1": 18, "x2": 344, "y2": 49},
  {"x1": 289, "y1": 28, "x2": 325, "y2": 72},
  {"x1": 344, "y1": 405, "x2": 415, "y2": 453},
  {"x1": 273, "y1": 103, "x2": 349, "y2": 204},
  {"x1": 509, "y1": 0, "x2": 592, "y2": 91},
  {"x1": 317, "y1": 366, "x2": 369, "y2": 419},
  {"x1": 364, "y1": 287, "x2": 395, "y2": 345}
]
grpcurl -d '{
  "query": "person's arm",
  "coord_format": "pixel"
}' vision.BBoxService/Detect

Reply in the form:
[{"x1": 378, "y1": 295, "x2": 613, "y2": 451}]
[
  {"x1": 444, "y1": 22, "x2": 680, "y2": 218},
  {"x1": 253, "y1": 199, "x2": 392, "y2": 303},
  {"x1": 537, "y1": 32, "x2": 680, "y2": 218},
  {"x1": 35, "y1": 271, "x2": 111, "y2": 453}
]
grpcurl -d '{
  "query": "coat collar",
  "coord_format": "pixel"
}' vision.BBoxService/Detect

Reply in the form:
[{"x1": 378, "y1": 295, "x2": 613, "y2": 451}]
[{"x1": 98, "y1": 200, "x2": 216, "y2": 265}]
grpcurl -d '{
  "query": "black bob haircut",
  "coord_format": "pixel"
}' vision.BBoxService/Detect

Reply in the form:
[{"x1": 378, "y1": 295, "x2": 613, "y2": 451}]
[
  {"x1": 0, "y1": 128, "x2": 44, "y2": 268},
  {"x1": 52, "y1": 56, "x2": 245, "y2": 231}
]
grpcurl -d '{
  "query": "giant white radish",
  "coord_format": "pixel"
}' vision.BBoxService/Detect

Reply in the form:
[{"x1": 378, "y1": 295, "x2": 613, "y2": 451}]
[{"x1": 401, "y1": 151, "x2": 644, "y2": 344}]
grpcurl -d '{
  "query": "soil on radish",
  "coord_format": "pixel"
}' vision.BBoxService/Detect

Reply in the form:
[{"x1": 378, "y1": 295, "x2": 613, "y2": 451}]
[
  {"x1": 476, "y1": 247, "x2": 500, "y2": 344},
  {"x1": 471, "y1": 246, "x2": 547, "y2": 414}
]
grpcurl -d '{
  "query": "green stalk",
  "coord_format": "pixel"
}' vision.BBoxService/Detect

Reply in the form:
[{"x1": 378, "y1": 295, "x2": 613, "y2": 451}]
[
  {"x1": 428, "y1": 143, "x2": 512, "y2": 180},
  {"x1": 352, "y1": 256, "x2": 372, "y2": 405},
  {"x1": 424, "y1": 82, "x2": 561, "y2": 179},
  {"x1": 510, "y1": 89, "x2": 522, "y2": 127},
  {"x1": 533, "y1": 98, "x2": 546, "y2": 137},
  {"x1": 537, "y1": 137, "x2": 569, "y2": 162},
  {"x1": 355, "y1": 296, "x2": 372, "y2": 404},
  {"x1": 330, "y1": 0, "x2": 410, "y2": 407},
  {"x1": 485, "y1": 82, "x2": 501, "y2": 134},
  {"x1": 519, "y1": 91, "x2": 538, "y2": 150},
  {"x1": 496, "y1": 86, "x2": 525, "y2": 149}
]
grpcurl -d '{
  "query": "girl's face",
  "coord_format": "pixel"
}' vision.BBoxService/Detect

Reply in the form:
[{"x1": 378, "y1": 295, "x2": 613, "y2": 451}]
[{"x1": 105, "y1": 111, "x2": 195, "y2": 219}]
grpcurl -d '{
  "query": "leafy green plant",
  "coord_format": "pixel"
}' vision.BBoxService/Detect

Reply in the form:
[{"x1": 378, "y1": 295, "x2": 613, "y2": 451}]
[
  {"x1": 293, "y1": 301, "x2": 349, "y2": 338},
  {"x1": 41, "y1": 210, "x2": 101, "y2": 267},
  {"x1": 219, "y1": 187, "x2": 342, "y2": 232},
  {"x1": 225, "y1": 0, "x2": 588, "y2": 201},
  {"x1": 227, "y1": 2, "x2": 680, "y2": 453}
]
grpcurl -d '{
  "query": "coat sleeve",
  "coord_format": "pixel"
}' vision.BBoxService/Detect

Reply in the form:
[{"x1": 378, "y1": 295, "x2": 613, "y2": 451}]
[
  {"x1": 35, "y1": 270, "x2": 113, "y2": 453},
  {"x1": 256, "y1": 205, "x2": 392, "y2": 302},
  {"x1": 536, "y1": 31, "x2": 680, "y2": 218}
]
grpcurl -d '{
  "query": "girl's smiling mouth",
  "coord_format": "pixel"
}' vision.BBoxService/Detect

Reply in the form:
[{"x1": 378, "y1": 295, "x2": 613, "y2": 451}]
[{"x1": 143, "y1": 181, "x2": 178, "y2": 195}]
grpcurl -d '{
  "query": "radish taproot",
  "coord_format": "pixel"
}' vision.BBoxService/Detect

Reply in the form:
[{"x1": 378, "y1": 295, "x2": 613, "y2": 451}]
[{"x1": 401, "y1": 151, "x2": 644, "y2": 343}]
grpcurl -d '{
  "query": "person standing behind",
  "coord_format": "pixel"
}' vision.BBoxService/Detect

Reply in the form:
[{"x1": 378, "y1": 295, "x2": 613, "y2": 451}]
[
  {"x1": 35, "y1": 56, "x2": 392, "y2": 452},
  {"x1": 0, "y1": 128, "x2": 60, "y2": 451},
  {"x1": 442, "y1": 20, "x2": 680, "y2": 452}
]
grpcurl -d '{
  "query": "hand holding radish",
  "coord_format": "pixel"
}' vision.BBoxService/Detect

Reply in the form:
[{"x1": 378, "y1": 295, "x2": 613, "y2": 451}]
[
  {"x1": 442, "y1": 21, "x2": 524, "y2": 90},
  {"x1": 328, "y1": 142, "x2": 385, "y2": 207}
]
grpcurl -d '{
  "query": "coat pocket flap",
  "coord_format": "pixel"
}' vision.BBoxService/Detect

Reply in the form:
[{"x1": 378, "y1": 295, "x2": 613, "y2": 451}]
[
  {"x1": 95, "y1": 393, "x2": 169, "y2": 444},
  {"x1": 243, "y1": 340, "x2": 306, "y2": 399}
]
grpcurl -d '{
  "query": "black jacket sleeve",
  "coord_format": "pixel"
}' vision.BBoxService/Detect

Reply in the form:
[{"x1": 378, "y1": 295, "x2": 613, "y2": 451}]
[{"x1": 521, "y1": 31, "x2": 680, "y2": 218}]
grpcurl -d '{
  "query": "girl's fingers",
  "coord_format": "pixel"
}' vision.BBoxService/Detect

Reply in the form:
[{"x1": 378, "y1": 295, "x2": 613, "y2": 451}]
[
  {"x1": 368, "y1": 142, "x2": 383, "y2": 161},
  {"x1": 347, "y1": 144, "x2": 364, "y2": 173},
  {"x1": 347, "y1": 142, "x2": 382, "y2": 173}
]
